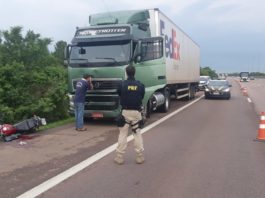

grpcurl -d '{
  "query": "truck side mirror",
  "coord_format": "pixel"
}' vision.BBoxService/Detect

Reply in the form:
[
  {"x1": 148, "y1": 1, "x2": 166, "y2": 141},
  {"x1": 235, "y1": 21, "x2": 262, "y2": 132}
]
[
  {"x1": 138, "y1": 22, "x2": 149, "y2": 31},
  {"x1": 133, "y1": 40, "x2": 142, "y2": 63},
  {"x1": 79, "y1": 48, "x2": 86, "y2": 54},
  {"x1": 136, "y1": 55, "x2": 142, "y2": 63},
  {"x1": 64, "y1": 45, "x2": 70, "y2": 67},
  {"x1": 64, "y1": 45, "x2": 70, "y2": 59},
  {"x1": 63, "y1": 60, "x2": 68, "y2": 67}
]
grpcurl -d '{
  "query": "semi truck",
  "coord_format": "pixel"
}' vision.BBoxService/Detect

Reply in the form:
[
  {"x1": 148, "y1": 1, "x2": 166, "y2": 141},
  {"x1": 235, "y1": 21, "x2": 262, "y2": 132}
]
[
  {"x1": 239, "y1": 72, "x2": 250, "y2": 82},
  {"x1": 65, "y1": 8, "x2": 200, "y2": 120}
]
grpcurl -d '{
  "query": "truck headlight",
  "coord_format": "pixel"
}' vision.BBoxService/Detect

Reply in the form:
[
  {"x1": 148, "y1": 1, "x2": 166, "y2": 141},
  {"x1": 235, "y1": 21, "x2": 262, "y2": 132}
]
[
  {"x1": 223, "y1": 88, "x2": 230, "y2": 92},
  {"x1": 68, "y1": 94, "x2": 74, "y2": 108},
  {"x1": 205, "y1": 88, "x2": 210, "y2": 92}
]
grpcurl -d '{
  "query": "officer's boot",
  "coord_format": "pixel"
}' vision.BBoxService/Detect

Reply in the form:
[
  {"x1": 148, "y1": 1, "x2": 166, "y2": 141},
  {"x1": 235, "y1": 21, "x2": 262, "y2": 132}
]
[
  {"x1": 114, "y1": 153, "x2": 124, "y2": 165},
  {"x1": 135, "y1": 153, "x2": 145, "y2": 164}
]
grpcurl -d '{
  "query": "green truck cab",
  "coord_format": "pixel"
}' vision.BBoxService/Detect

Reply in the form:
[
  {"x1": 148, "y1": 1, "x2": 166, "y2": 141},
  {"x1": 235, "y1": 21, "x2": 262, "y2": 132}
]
[{"x1": 65, "y1": 9, "x2": 200, "y2": 120}]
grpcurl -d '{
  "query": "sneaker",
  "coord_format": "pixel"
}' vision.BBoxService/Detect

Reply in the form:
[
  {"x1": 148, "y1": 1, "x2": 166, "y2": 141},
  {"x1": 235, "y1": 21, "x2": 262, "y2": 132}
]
[
  {"x1": 136, "y1": 154, "x2": 145, "y2": 164},
  {"x1": 76, "y1": 127, "x2": 87, "y2": 131},
  {"x1": 114, "y1": 154, "x2": 124, "y2": 165}
]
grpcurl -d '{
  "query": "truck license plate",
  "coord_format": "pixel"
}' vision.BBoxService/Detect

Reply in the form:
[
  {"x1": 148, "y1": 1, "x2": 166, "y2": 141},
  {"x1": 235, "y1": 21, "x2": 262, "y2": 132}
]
[{"x1": 92, "y1": 112, "x2": 103, "y2": 118}]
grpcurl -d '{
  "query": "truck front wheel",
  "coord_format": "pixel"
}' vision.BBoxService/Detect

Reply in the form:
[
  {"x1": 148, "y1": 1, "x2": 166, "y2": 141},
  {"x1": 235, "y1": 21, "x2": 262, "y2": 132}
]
[
  {"x1": 158, "y1": 90, "x2": 170, "y2": 113},
  {"x1": 142, "y1": 100, "x2": 152, "y2": 121}
]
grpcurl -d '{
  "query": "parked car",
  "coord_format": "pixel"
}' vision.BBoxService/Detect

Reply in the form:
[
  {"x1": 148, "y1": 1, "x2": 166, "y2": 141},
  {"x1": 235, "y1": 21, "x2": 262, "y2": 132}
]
[
  {"x1": 198, "y1": 76, "x2": 210, "y2": 91},
  {"x1": 204, "y1": 80, "x2": 232, "y2": 99}
]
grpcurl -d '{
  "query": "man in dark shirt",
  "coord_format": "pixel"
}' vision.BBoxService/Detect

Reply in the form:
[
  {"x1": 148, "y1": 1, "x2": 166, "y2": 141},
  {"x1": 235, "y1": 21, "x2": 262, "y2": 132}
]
[
  {"x1": 74, "y1": 74, "x2": 93, "y2": 131},
  {"x1": 115, "y1": 65, "x2": 145, "y2": 165}
]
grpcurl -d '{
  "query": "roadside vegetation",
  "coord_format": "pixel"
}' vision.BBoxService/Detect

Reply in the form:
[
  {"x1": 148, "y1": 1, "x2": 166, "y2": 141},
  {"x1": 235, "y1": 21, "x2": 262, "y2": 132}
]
[
  {"x1": 229, "y1": 72, "x2": 265, "y2": 78},
  {"x1": 0, "y1": 26, "x2": 221, "y2": 126},
  {"x1": 200, "y1": 66, "x2": 218, "y2": 79},
  {"x1": 39, "y1": 117, "x2": 75, "y2": 131},
  {"x1": 0, "y1": 26, "x2": 69, "y2": 124}
]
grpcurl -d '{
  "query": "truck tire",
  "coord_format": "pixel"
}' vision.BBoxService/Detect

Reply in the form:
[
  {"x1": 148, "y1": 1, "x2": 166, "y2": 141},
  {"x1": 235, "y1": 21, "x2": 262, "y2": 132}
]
[
  {"x1": 190, "y1": 85, "x2": 196, "y2": 99},
  {"x1": 146, "y1": 100, "x2": 152, "y2": 118},
  {"x1": 142, "y1": 100, "x2": 152, "y2": 120},
  {"x1": 158, "y1": 90, "x2": 170, "y2": 113},
  {"x1": 186, "y1": 85, "x2": 195, "y2": 100}
]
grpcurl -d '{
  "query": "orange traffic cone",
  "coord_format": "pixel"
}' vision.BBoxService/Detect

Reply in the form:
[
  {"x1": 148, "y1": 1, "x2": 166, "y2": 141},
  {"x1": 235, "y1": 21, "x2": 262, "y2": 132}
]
[
  {"x1": 255, "y1": 112, "x2": 265, "y2": 141},
  {"x1": 242, "y1": 88, "x2": 248, "y2": 96}
]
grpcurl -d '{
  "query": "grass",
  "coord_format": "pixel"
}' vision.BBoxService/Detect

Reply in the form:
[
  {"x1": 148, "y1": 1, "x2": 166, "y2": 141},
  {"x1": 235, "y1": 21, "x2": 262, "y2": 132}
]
[{"x1": 39, "y1": 117, "x2": 75, "y2": 131}]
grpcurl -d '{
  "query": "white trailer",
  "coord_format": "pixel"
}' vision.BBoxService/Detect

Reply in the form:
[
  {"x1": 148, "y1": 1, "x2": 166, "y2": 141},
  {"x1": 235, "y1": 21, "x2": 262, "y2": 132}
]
[
  {"x1": 148, "y1": 9, "x2": 200, "y2": 84},
  {"x1": 143, "y1": 9, "x2": 200, "y2": 103}
]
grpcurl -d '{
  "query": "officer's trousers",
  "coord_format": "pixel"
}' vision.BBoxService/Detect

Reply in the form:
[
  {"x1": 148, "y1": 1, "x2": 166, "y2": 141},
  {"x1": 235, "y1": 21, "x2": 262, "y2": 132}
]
[{"x1": 116, "y1": 110, "x2": 144, "y2": 155}]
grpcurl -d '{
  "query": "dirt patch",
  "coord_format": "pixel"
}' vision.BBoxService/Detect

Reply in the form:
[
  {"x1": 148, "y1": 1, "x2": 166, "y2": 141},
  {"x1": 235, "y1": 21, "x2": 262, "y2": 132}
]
[{"x1": 0, "y1": 121, "x2": 118, "y2": 174}]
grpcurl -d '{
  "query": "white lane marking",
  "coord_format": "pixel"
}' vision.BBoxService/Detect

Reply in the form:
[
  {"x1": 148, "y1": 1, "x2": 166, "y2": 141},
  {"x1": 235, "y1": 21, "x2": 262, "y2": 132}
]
[
  {"x1": 17, "y1": 95, "x2": 204, "y2": 198},
  {"x1": 247, "y1": 98, "x2": 252, "y2": 103},
  {"x1": 260, "y1": 124, "x2": 265, "y2": 129}
]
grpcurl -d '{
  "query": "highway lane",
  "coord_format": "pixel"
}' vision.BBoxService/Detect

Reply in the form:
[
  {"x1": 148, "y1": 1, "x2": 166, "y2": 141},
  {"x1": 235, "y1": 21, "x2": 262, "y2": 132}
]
[
  {"x1": 0, "y1": 93, "x2": 201, "y2": 198},
  {"x1": 237, "y1": 78, "x2": 265, "y2": 114},
  {"x1": 35, "y1": 80, "x2": 265, "y2": 198}
]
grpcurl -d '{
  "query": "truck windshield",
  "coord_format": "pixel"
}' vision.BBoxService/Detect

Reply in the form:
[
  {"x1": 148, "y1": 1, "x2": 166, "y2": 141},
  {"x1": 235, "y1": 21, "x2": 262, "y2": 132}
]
[
  {"x1": 208, "y1": 80, "x2": 229, "y2": 86},
  {"x1": 240, "y1": 73, "x2": 249, "y2": 77},
  {"x1": 69, "y1": 40, "x2": 131, "y2": 67}
]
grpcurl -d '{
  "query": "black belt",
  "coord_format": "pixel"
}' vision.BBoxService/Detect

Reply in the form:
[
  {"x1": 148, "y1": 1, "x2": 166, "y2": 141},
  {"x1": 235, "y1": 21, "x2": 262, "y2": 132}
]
[{"x1": 122, "y1": 107, "x2": 141, "y2": 111}]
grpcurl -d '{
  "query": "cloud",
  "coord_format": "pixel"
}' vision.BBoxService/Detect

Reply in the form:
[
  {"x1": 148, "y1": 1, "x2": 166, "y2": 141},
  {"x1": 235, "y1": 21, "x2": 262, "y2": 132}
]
[
  {"x1": 98, "y1": 0, "x2": 200, "y2": 16},
  {"x1": 195, "y1": 0, "x2": 265, "y2": 32},
  {"x1": 0, "y1": 0, "x2": 99, "y2": 42},
  {"x1": 1, "y1": 0, "x2": 264, "y2": 72},
  {"x1": 2, "y1": 0, "x2": 264, "y2": 41}
]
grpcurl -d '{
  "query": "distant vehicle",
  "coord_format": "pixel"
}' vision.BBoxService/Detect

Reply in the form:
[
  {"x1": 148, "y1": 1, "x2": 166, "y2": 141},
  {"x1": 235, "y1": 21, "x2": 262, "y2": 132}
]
[
  {"x1": 249, "y1": 76, "x2": 255, "y2": 80},
  {"x1": 198, "y1": 76, "x2": 210, "y2": 91},
  {"x1": 218, "y1": 73, "x2": 227, "y2": 80},
  {"x1": 239, "y1": 72, "x2": 250, "y2": 82},
  {"x1": 204, "y1": 80, "x2": 232, "y2": 100}
]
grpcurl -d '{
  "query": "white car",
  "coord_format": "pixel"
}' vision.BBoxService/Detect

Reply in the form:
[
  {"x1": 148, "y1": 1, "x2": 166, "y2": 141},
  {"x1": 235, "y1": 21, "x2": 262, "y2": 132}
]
[{"x1": 198, "y1": 76, "x2": 210, "y2": 91}]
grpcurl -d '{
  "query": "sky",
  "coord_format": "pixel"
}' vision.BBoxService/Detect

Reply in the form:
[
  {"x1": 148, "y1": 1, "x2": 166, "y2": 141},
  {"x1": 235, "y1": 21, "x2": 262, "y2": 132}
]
[{"x1": 0, "y1": 0, "x2": 265, "y2": 73}]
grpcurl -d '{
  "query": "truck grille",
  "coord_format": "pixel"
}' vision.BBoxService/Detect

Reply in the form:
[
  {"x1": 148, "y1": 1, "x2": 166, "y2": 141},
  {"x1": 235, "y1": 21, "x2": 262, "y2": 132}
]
[
  {"x1": 84, "y1": 95, "x2": 120, "y2": 111},
  {"x1": 72, "y1": 78, "x2": 122, "y2": 90}
]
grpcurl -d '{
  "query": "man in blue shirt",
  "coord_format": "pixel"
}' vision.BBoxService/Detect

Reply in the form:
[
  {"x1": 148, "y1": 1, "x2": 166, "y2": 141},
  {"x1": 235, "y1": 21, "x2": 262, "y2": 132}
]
[{"x1": 74, "y1": 74, "x2": 93, "y2": 131}]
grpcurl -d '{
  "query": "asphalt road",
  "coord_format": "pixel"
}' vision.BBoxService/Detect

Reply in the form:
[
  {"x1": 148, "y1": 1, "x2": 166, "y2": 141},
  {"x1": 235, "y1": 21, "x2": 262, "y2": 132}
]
[
  {"x1": 1, "y1": 78, "x2": 265, "y2": 198},
  {"x1": 237, "y1": 78, "x2": 265, "y2": 114},
  {"x1": 0, "y1": 89, "x2": 196, "y2": 198},
  {"x1": 36, "y1": 79, "x2": 265, "y2": 198}
]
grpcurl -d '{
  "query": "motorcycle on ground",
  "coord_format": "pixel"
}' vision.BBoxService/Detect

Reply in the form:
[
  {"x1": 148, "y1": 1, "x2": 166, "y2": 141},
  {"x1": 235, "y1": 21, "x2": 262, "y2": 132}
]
[{"x1": 0, "y1": 115, "x2": 46, "y2": 142}]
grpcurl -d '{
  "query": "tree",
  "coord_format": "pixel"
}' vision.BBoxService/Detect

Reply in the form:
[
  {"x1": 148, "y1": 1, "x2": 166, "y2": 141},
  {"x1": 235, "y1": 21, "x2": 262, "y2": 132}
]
[
  {"x1": 200, "y1": 66, "x2": 218, "y2": 79},
  {"x1": 0, "y1": 26, "x2": 68, "y2": 123},
  {"x1": 53, "y1": 40, "x2": 67, "y2": 65},
  {"x1": 0, "y1": 26, "x2": 24, "y2": 65}
]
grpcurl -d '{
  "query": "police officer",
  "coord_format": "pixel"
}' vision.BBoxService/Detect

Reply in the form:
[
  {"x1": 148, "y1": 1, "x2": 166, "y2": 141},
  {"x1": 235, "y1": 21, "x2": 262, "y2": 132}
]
[{"x1": 114, "y1": 65, "x2": 145, "y2": 165}]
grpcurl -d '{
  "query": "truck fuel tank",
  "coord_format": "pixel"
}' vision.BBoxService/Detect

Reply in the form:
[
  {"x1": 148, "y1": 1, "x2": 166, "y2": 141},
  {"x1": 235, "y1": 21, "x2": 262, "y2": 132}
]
[{"x1": 152, "y1": 92, "x2": 165, "y2": 109}]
